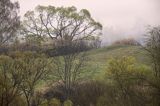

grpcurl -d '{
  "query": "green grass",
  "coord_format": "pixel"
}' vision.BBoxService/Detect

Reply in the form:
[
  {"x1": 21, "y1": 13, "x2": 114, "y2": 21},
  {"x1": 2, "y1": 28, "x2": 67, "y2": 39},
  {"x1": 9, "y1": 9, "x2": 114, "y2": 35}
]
[{"x1": 86, "y1": 44, "x2": 151, "y2": 79}]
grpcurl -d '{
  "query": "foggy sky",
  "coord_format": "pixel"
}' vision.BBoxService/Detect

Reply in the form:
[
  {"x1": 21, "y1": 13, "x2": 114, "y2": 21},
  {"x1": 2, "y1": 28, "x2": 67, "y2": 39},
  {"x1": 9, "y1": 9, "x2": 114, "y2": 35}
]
[{"x1": 13, "y1": 0, "x2": 160, "y2": 44}]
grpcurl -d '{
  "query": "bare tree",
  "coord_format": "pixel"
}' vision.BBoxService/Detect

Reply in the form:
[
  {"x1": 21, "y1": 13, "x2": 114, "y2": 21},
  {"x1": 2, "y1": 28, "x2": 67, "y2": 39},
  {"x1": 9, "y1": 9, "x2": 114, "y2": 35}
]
[
  {"x1": 144, "y1": 26, "x2": 160, "y2": 106},
  {"x1": 144, "y1": 26, "x2": 160, "y2": 78}
]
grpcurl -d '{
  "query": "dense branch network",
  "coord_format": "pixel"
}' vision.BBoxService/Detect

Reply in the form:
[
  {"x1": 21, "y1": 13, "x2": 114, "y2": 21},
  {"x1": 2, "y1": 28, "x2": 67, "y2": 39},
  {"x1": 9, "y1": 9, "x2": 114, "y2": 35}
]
[{"x1": 22, "y1": 6, "x2": 102, "y2": 45}]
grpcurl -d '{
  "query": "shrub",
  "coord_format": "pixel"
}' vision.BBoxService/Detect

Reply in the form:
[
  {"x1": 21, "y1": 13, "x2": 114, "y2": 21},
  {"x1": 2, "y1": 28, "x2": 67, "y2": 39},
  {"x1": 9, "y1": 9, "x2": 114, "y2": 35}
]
[
  {"x1": 64, "y1": 100, "x2": 73, "y2": 106},
  {"x1": 105, "y1": 56, "x2": 151, "y2": 106},
  {"x1": 112, "y1": 38, "x2": 139, "y2": 46}
]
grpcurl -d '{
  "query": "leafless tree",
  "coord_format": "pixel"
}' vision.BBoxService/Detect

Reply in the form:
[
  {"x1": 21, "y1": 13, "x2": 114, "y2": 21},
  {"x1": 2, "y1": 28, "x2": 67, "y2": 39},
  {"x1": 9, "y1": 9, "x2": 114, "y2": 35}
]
[
  {"x1": 144, "y1": 26, "x2": 160, "y2": 78},
  {"x1": 143, "y1": 26, "x2": 160, "y2": 106}
]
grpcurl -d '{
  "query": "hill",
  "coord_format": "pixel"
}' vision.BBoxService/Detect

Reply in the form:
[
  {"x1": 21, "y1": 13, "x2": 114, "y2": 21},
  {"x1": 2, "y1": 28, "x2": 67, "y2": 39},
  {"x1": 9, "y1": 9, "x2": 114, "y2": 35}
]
[{"x1": 86, "y1": 44, "x2": 150, "y2": 79}]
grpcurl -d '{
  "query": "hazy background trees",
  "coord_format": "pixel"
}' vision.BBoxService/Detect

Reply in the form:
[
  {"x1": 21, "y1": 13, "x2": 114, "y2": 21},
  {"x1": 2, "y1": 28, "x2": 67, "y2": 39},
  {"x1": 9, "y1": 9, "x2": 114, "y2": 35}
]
[{"x1": 0, "y1": 0, "x2": 20, "y2": 46}]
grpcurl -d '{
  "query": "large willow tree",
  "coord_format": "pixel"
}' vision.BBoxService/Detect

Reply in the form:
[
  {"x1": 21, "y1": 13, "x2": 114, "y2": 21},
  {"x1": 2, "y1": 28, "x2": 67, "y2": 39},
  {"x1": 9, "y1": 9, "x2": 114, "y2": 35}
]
[{"x1": 22, "y1": 5, "x2": 102, "y2": 100}]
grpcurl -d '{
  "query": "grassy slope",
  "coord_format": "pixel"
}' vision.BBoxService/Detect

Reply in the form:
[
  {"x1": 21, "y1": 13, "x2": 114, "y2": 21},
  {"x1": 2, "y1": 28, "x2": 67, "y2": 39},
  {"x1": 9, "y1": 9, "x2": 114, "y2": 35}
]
[
  {"x1": 86, "y1": 44, "x2": 150, "y2": 79},
  {"x1": 37, "y1": 44, "x2": 151, "y2": 88}
]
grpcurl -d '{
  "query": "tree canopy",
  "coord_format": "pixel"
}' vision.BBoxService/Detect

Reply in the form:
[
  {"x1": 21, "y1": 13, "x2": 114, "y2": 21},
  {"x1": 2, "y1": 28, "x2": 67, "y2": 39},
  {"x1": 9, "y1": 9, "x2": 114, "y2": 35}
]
[{"x1": 22, "y1": 6, "x2": 102, "y2": 45}]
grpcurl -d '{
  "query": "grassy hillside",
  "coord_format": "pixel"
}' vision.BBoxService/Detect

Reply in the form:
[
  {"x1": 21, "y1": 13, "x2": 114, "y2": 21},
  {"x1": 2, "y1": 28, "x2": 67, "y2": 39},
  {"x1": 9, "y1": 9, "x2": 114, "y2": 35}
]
[
  {"x1": 86, "y1": 44, "x2": 151, "y2": 79},
  {"x1": 38, "y1": 45, "x2": 150, "y2": 86}
]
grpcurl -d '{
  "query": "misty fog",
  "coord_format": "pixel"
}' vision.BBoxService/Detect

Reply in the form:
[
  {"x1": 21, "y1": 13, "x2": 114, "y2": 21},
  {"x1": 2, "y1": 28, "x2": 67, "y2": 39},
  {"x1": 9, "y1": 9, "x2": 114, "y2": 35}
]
[{"x1": 14, "y1": 0, "x2": 160, "y2": 45}]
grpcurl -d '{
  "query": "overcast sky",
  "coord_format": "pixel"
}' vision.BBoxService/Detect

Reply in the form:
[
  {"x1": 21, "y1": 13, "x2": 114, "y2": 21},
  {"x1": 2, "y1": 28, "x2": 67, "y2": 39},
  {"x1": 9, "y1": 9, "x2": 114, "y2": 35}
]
[{"x1": 13, "y1": 0, "x2": 160, "y2": 44}]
